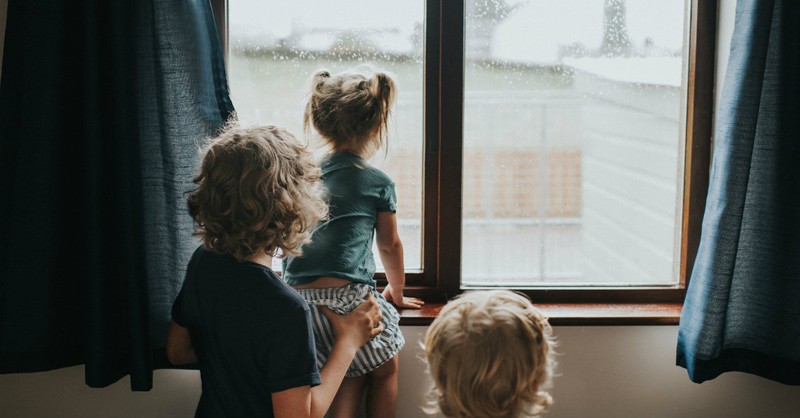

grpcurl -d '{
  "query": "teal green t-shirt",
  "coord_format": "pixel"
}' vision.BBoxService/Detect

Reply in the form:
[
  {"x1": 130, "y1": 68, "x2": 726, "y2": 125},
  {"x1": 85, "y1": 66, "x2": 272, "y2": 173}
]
[{"x1": 282, "y1": 152, "x2": 397, "y2": 287}]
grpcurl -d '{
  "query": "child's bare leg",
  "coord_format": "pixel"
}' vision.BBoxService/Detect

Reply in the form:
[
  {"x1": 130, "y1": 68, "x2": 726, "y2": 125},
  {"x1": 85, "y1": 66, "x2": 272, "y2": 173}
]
[
  {"x1": 365, "y1": 356, "x2": 399, "y2": 418},
  {"x1": 328, "y1": 375, "x2": 367, "y2": 418}
]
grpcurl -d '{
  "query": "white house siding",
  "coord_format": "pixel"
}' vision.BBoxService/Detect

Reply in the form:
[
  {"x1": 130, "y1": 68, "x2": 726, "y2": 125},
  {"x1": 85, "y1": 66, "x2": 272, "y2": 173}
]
[{"x1": 577, "y1": 71, "x2": 682, "y2": 285}]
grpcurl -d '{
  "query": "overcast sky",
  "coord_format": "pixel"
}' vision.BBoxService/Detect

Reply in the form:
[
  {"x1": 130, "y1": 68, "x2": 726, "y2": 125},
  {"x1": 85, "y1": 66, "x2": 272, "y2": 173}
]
[{"x1": 230, "y1": 0, "x2": 686, "y2": 64}]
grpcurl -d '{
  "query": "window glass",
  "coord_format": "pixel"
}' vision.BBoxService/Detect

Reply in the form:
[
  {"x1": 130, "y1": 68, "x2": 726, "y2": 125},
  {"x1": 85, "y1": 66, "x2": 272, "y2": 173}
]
[
  {"x1": 462, "y1": 0, "x2": 688, "y2": 286},
  {"x1": 228, "y1": 0, "x2": 425, "y2": 271},
  {"x1": 228, "y1": 0, "x2": 692, "y2": 287}
]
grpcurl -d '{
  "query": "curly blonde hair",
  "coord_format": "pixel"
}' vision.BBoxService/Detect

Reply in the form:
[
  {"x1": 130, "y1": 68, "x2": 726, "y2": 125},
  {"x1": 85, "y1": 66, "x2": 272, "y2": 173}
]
[
  {"x1": 186, "y1": 122, "x2": 328, "y2": 262},
  {"x1": 423, "y1": 290, "x2": 556, "y2": 418},
  {"x1": 303, "y1": 67, "x2": 396, "y2": 159}
]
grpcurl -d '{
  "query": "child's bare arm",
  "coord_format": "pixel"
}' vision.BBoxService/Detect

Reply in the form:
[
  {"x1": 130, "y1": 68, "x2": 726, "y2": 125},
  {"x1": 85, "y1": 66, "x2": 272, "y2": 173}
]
[
  {"x1": 375, "y1": 211, "x2": 424, "y2": 309},
  {"x1": 273, "y1": 298, "x2": 384, "y2": 418},
  {"x1": 165, "y1": 320, "x2": 198, "y2": 365}
]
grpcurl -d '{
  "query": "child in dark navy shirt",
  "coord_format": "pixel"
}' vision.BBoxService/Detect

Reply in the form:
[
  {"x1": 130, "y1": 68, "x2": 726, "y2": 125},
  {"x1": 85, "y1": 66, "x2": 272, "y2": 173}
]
[{"x1": 166, "y1": 122, "x2": 384, "y2": 418}]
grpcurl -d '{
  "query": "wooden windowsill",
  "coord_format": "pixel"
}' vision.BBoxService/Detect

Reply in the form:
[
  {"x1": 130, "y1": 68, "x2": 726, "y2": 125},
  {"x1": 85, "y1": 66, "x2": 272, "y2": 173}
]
[{"x1": 398, "y1": 302, "x2": 683, "y2": 326}]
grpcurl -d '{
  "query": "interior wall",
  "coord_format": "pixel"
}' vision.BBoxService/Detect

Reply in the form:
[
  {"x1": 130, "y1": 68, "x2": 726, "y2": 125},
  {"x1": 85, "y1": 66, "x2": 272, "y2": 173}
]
[
  {"x1": 3, "y1": 1, "x2": 800, "y2": 418},
  {"x1": 2, "y1": 326, "x2": 799, "y2": 418}
]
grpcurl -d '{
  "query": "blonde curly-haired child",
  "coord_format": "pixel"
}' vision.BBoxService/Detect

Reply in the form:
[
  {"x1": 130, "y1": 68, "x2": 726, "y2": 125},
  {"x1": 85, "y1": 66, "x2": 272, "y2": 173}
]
[
  {"x1": 423, "y1": 290, "x2": 556, "y2": 418},
  {"x1": 167, "y1": 122, "x2": 384, "y2": 418}
]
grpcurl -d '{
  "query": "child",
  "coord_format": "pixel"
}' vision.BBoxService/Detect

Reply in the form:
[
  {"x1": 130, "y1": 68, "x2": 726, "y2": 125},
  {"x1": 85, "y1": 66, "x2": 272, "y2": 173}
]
[
  {"x1": 166, "y1": 122, "x2": 386, "y2": 418},
  {"x1": 423, "y1": 290, "x2": 556, "y2": 418},
  {"x1": 282, "y1": 68, "x2": 424, "y2": 418}
]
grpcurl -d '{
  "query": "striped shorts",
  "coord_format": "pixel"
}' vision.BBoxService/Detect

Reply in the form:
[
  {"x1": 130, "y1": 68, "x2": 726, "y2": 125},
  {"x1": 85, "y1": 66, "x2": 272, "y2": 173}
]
[{"x1": 295, "y1": 283, "x2": 405, "y2": 377}]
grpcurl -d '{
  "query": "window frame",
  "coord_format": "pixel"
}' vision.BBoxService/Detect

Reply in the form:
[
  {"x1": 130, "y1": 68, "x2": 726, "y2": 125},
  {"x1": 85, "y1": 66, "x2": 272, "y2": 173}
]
[{"x1": 212, "y1": 0, "x2": 715, "y2": 306}]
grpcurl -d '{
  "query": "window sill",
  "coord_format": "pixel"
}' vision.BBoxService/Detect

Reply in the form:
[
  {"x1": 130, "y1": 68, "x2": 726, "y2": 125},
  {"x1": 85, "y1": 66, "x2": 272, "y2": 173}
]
[{"x1": 397, "y1": 302, "x2": 682, "y2": 326}]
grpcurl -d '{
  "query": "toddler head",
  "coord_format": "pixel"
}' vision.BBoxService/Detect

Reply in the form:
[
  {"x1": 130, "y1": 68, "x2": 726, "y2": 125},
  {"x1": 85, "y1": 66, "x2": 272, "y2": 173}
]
[
  {"x1": 424, "y1": 290, "x2": 556, "y2": 418},
  {"x1": 304, "y1": 67, "x2": 396, "y2": 159},
  {"x1": 186, "y1": 121, "x2": 327, "y2": 262}
]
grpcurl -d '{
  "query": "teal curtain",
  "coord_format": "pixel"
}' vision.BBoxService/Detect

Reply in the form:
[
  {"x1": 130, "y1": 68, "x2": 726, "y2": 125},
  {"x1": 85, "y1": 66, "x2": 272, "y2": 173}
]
[
  {"x1": 0, "y1": 0, "x2": 234, "y2": 390},
  {"x1": 677, "y1": 0, "x2": 800, "y2": 384}
]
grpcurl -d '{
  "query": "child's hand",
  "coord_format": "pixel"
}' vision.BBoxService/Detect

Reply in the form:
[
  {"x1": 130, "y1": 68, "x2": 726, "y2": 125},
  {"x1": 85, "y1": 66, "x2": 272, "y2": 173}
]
[
  {"x1": 382, "y1": 284, "x2": 425, "y2": 309},
  {"x1": 321, "y1": 294, "x2": 384, "y2": 349}
]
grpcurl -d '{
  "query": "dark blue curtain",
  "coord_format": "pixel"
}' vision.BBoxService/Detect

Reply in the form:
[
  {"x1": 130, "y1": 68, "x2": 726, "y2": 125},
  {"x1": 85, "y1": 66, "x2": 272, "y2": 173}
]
[
  {"x1": 0, "y1": 0, "x2": 234, "y2": 390},
  {"x1": 677, "y1": 0, "x2": 800, "y2": 385}
]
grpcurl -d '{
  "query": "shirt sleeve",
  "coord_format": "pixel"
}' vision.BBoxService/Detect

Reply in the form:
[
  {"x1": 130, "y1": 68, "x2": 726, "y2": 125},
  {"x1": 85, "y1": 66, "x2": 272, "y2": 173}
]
[
  {"x1": 266, "y1": 305, "x2": 322, "y2": 393},
  {"x1": 171, "y1": 290, "x2": 186, "y2": 326},
  {"x1": 377, "y1": 181, "x2": 397, "y2": 213},
  {"x1": 171, "y1": 276, "x2": 195, "y2": 327},
  {"x1": 172, "y1": 246, "x2": 201, "y2": 327}
]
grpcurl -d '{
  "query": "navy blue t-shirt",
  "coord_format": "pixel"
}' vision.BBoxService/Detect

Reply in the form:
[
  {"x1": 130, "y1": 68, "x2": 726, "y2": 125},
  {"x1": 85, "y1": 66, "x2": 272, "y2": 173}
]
[{"x1": 172, "y1": 246, "x2": 320, "y2": 418}]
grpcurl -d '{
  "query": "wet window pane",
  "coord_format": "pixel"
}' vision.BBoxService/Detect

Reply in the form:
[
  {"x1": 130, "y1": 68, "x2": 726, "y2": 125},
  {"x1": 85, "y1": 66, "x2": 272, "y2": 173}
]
[
  {"x1": 462, "y1": 0, "x2": 688, "y2": 286},
  {"x1": 228, "y1": 0, "x2": 690, "y2": 286},
  {"x1": 228, "y1": 0, "x2": 425, "y2": 271}
]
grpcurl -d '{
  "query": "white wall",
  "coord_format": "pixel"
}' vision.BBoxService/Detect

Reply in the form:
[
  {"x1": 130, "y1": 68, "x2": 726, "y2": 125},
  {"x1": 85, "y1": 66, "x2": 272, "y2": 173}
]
[{"x1": 4, "y1": 2, "x2": 800, "y2": 418}]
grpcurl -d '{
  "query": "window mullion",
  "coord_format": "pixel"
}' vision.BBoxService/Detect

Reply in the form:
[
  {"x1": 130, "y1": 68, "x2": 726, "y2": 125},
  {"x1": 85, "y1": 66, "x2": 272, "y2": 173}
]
[{"x1": 436, "y1": 0, "x2": 464, "y2": 299}]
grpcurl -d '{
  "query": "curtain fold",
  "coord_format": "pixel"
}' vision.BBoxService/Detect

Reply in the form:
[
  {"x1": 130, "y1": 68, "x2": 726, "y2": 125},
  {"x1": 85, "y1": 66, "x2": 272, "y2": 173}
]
[
  {"x1": 0, "y1": 0, "x2": 234, "y2": 391},
  {"x1": 676, "y1": 0, "x2": 800, "y2": 385}
]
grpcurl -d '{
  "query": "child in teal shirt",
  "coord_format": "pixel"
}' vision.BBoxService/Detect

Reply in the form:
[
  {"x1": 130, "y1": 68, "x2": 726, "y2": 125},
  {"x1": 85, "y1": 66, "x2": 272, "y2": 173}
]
[{"x1": 283, "y1": 68, "x2": 423, "y2": 418}]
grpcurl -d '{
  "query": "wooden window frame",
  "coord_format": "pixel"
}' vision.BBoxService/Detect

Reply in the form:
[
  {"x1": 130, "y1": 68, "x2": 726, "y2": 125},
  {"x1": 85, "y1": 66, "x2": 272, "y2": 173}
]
[{"x1": 211, "y1": 0, "x2": 715, "y2": 318}]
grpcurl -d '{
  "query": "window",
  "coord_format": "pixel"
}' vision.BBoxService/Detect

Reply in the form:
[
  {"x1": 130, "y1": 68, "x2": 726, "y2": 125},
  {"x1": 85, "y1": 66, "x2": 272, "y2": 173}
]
[
  {"x1": 223, "y1": 0, "x2": 426, "y2": 273},
  {"x1": 213, "y1": 0, "x2": 714, "y2": 305}
]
